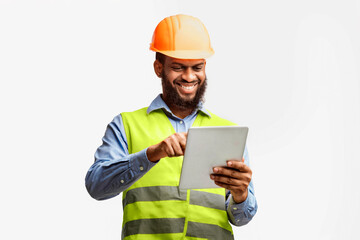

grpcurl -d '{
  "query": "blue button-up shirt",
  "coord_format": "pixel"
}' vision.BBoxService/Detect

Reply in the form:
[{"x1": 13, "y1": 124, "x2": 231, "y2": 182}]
[{"x1": 85, "y1": 94, "x2": 257, "y2": 226}]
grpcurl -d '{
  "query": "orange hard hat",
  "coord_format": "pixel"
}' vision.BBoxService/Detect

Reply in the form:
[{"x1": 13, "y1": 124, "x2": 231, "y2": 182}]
[{"x1": 150, "y1": 14, "x2": 214, "y2": 59}]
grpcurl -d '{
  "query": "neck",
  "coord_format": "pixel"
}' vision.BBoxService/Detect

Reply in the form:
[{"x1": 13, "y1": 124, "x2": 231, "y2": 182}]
[{"x1": 169, "y1": 105, "x2": 194, "y2": 119}]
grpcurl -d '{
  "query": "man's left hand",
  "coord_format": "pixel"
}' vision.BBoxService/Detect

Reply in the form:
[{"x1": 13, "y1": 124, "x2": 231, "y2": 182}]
[{"x1": 210, "y1": 158, "x2": 252, "y2": 204}]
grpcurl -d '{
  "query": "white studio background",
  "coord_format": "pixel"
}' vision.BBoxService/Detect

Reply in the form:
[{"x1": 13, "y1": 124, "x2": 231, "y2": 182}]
[{"x1": 0, "y1": 0, "x2": 359, "y2": 239}]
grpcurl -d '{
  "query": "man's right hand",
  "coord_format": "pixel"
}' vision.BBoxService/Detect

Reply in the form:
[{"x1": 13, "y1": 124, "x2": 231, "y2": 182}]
[{"x1": 146, "y1": 132, "x2": 188, "y2": 162}]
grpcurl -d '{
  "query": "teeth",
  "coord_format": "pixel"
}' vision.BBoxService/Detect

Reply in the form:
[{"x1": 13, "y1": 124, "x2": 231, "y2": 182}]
[{"x1": 180, "y1": 84, "x2": 196, "y2": 90}]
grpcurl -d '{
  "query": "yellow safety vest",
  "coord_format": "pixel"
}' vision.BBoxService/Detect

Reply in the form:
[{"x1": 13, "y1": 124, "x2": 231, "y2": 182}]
[{"x1": 121, "y1": 107, "x2": 236, "y2": 240}]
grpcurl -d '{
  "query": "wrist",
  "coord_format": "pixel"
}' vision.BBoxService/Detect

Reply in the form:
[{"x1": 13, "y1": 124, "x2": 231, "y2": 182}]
[
  {"x1": 231, "y1": 189, "x2": 248, "y2": 204},
  {"x1": 146, "y1": 144, "x2": 165, "y2": 162}
]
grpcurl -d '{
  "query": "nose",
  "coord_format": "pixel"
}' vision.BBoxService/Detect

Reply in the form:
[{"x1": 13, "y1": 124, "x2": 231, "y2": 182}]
[{"x1": 182, "y1": 68, "x2": 197, "y2": 82}]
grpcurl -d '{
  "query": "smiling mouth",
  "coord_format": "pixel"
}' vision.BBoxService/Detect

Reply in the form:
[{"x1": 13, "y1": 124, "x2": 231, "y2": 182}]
[
  {"x1": 177, "y1": 83, "x2": 198, "y2": 90},
  {"x1": 175, "y1": 80, "x2": 200, "y2": 91}
]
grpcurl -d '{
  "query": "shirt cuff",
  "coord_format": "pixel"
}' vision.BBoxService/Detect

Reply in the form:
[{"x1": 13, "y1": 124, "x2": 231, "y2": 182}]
[
  {"x1": 227, "y1": 189, "x2": 255, "y2": 226},
  {"x1": 129, "y1": 148, "x2": 157, "y2": 174}
]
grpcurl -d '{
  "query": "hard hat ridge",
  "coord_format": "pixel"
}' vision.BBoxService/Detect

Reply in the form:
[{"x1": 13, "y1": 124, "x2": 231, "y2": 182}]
[{"x1": 150, "y1": 14, "x2": 214, "y2": 59}]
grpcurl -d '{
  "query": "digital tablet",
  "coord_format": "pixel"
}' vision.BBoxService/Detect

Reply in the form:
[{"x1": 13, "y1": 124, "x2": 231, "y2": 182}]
[{"x1": 179, "y1": 126, "x2": 248, "y2": 189}]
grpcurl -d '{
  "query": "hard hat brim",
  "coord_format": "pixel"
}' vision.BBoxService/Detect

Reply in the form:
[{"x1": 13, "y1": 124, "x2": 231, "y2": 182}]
[{"x1": 150, "y1": 47, "x2": 214, "y2": 60}]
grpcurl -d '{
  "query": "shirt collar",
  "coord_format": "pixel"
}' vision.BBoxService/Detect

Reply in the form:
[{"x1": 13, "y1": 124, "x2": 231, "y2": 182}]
[{"x1": 147, "y1": 94, "x2": 211, "y2": 118}]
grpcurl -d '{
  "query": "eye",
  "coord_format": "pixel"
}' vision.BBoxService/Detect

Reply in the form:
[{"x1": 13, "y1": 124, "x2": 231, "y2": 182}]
[
  {"x1": 171, "y1": 66, "x2": 182, "y2": 71},
  {"x1": 193, "y1": 65, "x2": 203, "y2": 71}
]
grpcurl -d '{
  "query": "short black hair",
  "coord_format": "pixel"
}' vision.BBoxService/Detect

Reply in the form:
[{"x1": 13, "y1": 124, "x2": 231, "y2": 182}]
[{"x1": 156, "y1": 52, "x2": 166, "y2": 65}]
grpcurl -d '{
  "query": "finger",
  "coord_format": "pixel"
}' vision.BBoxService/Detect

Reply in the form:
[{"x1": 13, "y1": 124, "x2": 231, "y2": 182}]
[
  {"x1": 211, "y1": 176, "x2": 249, "y2": 193},
  {"x1": 171, "y1": 139, "x2": 184, "y2": 156},
  {"x1": 212, "y1": 172, "x2": 252, "y2": 184},
  {"x1": 213, "y1": 180, "x2": 243, "y2": 191},
  {"x1": 210, "y1": 174, "x2": 243, "y2": 186},
  {"x1": 163, "y1": 139, "x2": 175, "y2": 157},
  {"x1": 177, "y1": 133, "x2": 187, "y2": 151},
  {"x1": 213, "y1": 181, "x2": 232, "y2": 190},
  {"x1": 213, "y1": 167, "x2": 242, "y2": 179},
  {"x1": 171, "y1": 134, "x2": 185, "y2": 155},
  {"x1": 165, "y1": 147, "x2": 175, "y2": 157},
  {"x1": 226, "y1": 160, "x2": 251, "y2": 173}
]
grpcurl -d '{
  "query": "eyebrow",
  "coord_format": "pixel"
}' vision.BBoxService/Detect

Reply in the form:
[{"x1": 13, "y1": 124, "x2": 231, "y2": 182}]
[{"x1": 171, "y1": 62, "x2": 204, "y2": 67}]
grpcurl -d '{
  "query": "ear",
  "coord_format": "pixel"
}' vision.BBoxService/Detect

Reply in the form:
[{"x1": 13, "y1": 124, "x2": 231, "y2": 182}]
[{"x1": 153, "y1": 60, "x2": 163, "y2": 78}]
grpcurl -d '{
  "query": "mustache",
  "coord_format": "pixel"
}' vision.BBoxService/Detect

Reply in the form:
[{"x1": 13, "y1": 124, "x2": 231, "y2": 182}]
[{"x1": 173, "y1": 78, "x2": 201, "y2": 85}]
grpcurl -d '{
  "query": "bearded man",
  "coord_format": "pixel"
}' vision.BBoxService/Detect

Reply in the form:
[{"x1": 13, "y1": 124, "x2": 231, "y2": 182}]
[{"x1": 85, "y1": 14, "x2": 257, "y2": 240}]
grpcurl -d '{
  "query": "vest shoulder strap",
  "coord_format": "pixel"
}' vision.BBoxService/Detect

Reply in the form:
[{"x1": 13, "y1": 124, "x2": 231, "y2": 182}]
[{"x1": 193, "y1": 110, "x2": 237, "y2": 127}]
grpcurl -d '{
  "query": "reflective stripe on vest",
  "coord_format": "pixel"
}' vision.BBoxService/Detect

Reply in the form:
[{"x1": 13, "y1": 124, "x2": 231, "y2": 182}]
[
  {"x1": 123, "y1": 187, "x2": 225, "y2": 211},
  {"x1": 122, "y1": 220, "x2": 233, "y2": 240},
  {"x1": 121, "y1": 107, "x2": 236, "y2": 240}
]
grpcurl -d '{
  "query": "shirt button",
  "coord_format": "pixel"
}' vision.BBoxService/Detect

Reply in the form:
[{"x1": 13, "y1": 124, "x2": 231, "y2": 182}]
[
  {"x1": 180, "y1": 121, "x2": 183, "y2": 124},
  {"x1": 139, "y1": 166, "x2": 144, "y2": 171},
  {"x1": 120, "y1": 179, "x2": 124, "y2": 184},
  {"x1": 233, "y1": 207, "x2": 238, "y2": 211}
]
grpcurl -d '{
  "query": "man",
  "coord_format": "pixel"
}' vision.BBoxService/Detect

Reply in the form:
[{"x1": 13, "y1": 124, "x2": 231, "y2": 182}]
[{"x1": 85, "y1": 14, "x2": 257, "y2": 239}]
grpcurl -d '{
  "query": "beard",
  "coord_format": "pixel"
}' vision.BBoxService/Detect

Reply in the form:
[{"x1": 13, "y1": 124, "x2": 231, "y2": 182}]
[{"x1": 161, "y1": 71, "x2": 207, "y2": 111}]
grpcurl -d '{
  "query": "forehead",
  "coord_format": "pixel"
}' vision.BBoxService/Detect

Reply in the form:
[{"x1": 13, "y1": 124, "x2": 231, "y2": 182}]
[{"x1": 165, "y1": 56, "x2": 205, "y2": 66}]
